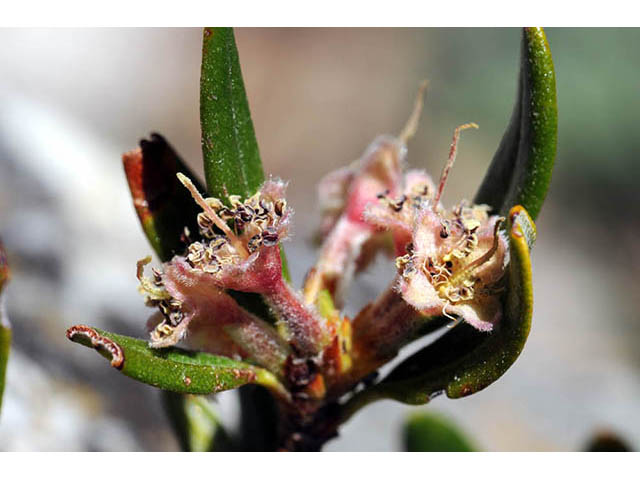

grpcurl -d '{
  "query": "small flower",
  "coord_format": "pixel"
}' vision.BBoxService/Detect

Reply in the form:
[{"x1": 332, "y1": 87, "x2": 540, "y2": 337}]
[
  {"x1": 310, "y1": 135, "x2": 407, "y2": 305},
  {"x1": 364, "y1": 123, "x2": 508, "y2": 331},
  {"x1": 138, "y1": 174, "x2": 331, "y2": 360},
  {"x1": 176, "y1": 173, "x2": 290, "y2": 294},
  {"x1": 396, "y1": 206, "x2": 507, "y2": 331},
  {"x1": 307, "y1": 82, "x2": 428, "y2": 306},
  {"x1": 138, "y1": 255, "x2": 290, "y2": 373}
]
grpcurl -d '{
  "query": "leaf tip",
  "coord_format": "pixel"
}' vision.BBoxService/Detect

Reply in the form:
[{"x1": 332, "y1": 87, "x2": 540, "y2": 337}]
[
  {"x1": 66, "y1": 325, "x2": 125, "y2": 370},
  {"x1": 509, "y1": 204, "x2": 537, "y2": 250}
]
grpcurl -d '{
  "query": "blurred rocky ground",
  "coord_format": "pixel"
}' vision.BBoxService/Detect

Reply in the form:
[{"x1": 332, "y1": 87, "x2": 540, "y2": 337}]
[{"x1": 0, "y1": 28, "x2": 638, "y2": 451}]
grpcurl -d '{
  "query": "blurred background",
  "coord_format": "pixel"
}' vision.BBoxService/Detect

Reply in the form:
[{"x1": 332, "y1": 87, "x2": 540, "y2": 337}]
[{"x1": 0, "y1": 28, "x2": 638, "y2": 451}]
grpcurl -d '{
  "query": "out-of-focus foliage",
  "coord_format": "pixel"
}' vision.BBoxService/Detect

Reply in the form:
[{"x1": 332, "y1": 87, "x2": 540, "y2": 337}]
[{"x1": 403, "y1": 412, "x2": 476, "y2": 452}]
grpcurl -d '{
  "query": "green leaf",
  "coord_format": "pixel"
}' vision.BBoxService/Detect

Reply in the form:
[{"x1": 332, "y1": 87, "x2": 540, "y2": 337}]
[
  {"x1": 340, "y1": 206, "x2": 535, "y2": 414},
  {"x1": 474, "y1": 27, "x2": 557, "y2": 221},
  {"x1": 403, "y1": 412, "x2": 476, "y2": 452},
  {"x1": 66, "y1": 325, "x2": 287, "y2": 397},
  {"x1": 123, "y1": 133, "x2": 206, "y2": 262},
  {"x1": 0, "y1": 241, "x2": 10, "y2": 418},
  {"x1": 200, "y1": 27, "x2": 265, "y2": 201},
  {"x1": 200, "y1": 27, "x2": 290, "y2": 282}
]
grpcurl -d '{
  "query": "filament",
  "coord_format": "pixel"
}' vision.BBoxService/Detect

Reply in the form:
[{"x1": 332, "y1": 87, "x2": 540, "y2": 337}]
[{"x1": 177, "y1": 173, "x2": 249, "y2": 258}]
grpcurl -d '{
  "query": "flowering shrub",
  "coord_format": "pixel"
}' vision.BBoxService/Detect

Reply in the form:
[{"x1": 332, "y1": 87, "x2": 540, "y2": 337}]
[{"x1": 62, "y1": 27, "x2": 556, "y2": 451}]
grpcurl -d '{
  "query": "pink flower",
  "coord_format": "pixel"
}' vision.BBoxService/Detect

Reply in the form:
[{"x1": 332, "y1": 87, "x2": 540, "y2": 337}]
[
  {"x1": 311, "y1": 136, "x2": 407, "y2": 305},
  {"x1": 396, "y1": 207, "x2": 507, "y2": 331},
  {"x1": 309, "y1": 82, "x2": 429, "y2": 306},
  {"x1": 364, "y1": 124, "x2": 508, "y2": 331},
  {"x1": 176, "y1": 174, "x2": 290, "y2": 295},
  {"x1": 138, "y1": 175, "x2": 331, "y2": 360}
]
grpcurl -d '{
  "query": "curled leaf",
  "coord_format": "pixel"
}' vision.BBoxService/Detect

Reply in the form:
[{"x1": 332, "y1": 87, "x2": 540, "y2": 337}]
[
  {"x1": 66, "y1": 325, "x2": 288, "y2": 398},
  {"x1": 474, "y1": 27, "x2": 557, "y2": 220}
]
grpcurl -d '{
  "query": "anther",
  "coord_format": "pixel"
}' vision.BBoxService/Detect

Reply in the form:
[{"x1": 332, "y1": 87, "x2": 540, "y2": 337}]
[{"x1": 177, "y1": 173, "x2": 249, "y2": 259}]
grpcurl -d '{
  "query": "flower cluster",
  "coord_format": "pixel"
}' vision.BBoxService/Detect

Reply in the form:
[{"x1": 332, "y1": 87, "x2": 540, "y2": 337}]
[
  {"x1": 135, "y1": 86, "x2": 509, "y2": 400},
  {"x1": 314, "y1": 118, "x2": 507, "y2": 337}
]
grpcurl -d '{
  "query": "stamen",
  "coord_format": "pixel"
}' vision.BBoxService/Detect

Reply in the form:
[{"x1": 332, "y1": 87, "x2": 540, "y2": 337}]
[
  {"x1": 442, "y1": 301, "x2": 460, "y2": 327},
  {"x1": 464, "y1": 217, "x2": 504, "y2": 272},
  {"x1": 136, "y1": 256, "x2": 171, "y2": 300},
  {"x1": 136, "y1": 256, "x2": 152, "y2": 281},
  {"x1": 399, "y1": 80, "x2": 429, "y2": 143},
  {"x1": 445, "y1": 217, "x2": 504, "y2": 289},
  {"x1": 433, "y1": 122, "x2": 479, "y2": 208},
  {"x1": 177, "y1": 173, "x2": 249, "y2": 259}
]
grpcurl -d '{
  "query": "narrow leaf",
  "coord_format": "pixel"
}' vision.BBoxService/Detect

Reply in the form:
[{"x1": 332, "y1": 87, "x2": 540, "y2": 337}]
[
  {"x1": 200, "y1": 27, "x2": 290, "y2": 282},
  {"x1": 341, "y1": 205, "x2": 535, "y2": 413},
  {"x1": 0, "y1": 240, "x2": 10, "y2": 417},
  {"x1": 123, "y1": 133, "x2": 206, "y2": 262},
  {"x1": 66, "y1": 325, "x2": 287, "y2": 397},
  {"x1": 474, "y1": 27, "x2": 557, "y2": 220},
  {"x1": 403, "y1": 412, "x2": 476, "y2": 452},
  {"x1": 200, "y1": 27, "x2": 264, "y2": 200}
]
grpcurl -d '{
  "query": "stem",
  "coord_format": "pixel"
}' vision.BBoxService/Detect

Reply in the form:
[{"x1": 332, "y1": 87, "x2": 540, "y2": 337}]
[{"x1": 351, "y1": 287, "x2": 422, "y2": 365}]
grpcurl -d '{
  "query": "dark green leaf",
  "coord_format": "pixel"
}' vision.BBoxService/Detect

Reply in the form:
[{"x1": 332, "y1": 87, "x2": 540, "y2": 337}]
[
  {"x1": 123, "y1": 133, "x2": 206, "y2": 262},
  {"x1": 340, "y1": 206, "x2": 535, "y2": 414},
  {"x1": 200, "y1": 27, "x2": 264, "y2": 201},
  {"x1": 403, "y1": 412, "x2": 476, "y2": 452},
  {"x1": 0, "y1": 240, "x2": 10, "y2": 417},
  {"x1": 66, "y1": 325, "x2": 287, "y2": 397},
  {"x1": 474, "y1": 27, "x2": 557, "y2": 221}
]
